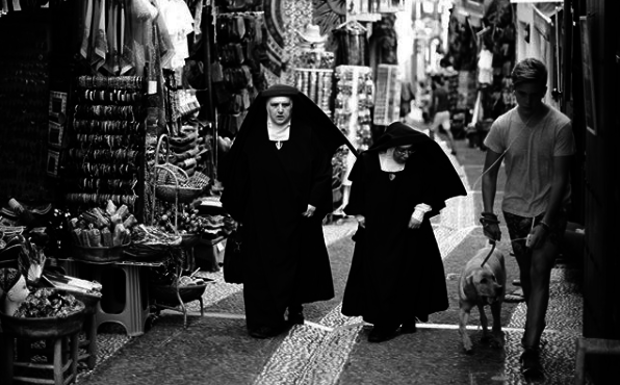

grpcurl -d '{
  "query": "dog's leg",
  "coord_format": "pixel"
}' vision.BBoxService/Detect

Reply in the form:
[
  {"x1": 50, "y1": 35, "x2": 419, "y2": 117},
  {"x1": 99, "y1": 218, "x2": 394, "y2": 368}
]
[
  {"x1": 489, "y1": 301, "x2": 504, "y2": 348},
  {"x1": 459, "y1": 304, "x2": 474, "y2": 353},
  {"x1": 478, "y1": 303, "x2": 491, "y2": 343}
]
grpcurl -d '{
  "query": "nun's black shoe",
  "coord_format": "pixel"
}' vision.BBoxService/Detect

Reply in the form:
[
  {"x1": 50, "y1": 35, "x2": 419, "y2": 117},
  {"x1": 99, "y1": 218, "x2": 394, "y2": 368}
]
[
  {"x1": 400, "y1": 321, "x2": 417, "y2": 334},
  {"x1": 287, "y1": 310, "x2": 304, "y2": 325},
  {"x1": 287, "y1": 304, "x2": 304, "y2": 325},
  {"x1": 248, "y1": 325, "x2": 285, "y2": 339},
  {"x1": 368, "y1": 325, "x2": 398, "y2": 343}
]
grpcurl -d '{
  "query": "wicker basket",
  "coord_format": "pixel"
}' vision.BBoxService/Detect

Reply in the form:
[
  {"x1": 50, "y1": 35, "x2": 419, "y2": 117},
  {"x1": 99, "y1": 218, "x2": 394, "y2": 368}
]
[
  {"x1": 73, "y1": 242, "x2": 129, "y2": 263},
  {"x1": 155, "y1": 170, "x2": 203, "y2": 203},
  {"x1": 0, "y1": 305, "x2": 86, "y2": 338},
  {"x1": 123, "y1": 242, "x2": 176, "y2": 262},
  {"x1": 149, "y1": 282, "x2": 207, "y2": 305},
  {"x1": 154, "y1": 135, "x2": 204, "y2": 204}
]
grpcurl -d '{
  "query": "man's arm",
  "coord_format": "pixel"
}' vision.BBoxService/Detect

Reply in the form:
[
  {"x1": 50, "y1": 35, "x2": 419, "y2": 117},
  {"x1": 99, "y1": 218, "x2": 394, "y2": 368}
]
[
  {"x1": 481, "y1": 149, "x2": 503, "y2": 241},
  {"x1": 482, "y1": 149, "x2": 503, "y2": 213}
]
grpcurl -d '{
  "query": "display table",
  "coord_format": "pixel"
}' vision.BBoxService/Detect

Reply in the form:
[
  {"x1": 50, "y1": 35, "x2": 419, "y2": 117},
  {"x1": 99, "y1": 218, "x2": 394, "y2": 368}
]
[{"x1": 60, "y1": 259, "x2": 163, "y2": 337}]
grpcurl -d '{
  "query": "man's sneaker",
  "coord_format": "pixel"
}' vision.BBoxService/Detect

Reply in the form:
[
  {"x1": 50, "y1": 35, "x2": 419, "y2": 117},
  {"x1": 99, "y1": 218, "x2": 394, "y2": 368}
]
[{"x1": 520, "y1": 348, "x2": 544, "y2": 378}]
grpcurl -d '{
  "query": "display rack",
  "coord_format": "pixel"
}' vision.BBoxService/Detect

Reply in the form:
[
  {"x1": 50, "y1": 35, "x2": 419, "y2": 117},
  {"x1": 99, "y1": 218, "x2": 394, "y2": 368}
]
[
  {"x1": 64, "y1": 75, "x2": 146, "y2": 218},
  {"x1": 373, "y1": 64, "x2": 400, "y2": 126},
  {"x1": 331, "y1": 65, "x2": 373, "y2": 217},
  {"x1": 293, "y1": 68, "x2": 334, "y2": 116}
]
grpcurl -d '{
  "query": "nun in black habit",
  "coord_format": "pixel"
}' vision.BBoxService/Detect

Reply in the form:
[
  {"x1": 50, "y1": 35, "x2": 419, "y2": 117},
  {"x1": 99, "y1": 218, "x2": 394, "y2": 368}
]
[
  {"x1": 342, "y1": 122, "x2": 467, "y2": 342},
  {"x1": 221, "y1": 84, "x2": 350, "y2": 339}
]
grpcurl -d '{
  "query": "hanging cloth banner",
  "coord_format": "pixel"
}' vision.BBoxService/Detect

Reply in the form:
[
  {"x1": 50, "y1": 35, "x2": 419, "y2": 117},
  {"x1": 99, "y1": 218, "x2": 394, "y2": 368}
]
[{"x1": 532, "y1": 5, "x2": 553, "y2": 41}]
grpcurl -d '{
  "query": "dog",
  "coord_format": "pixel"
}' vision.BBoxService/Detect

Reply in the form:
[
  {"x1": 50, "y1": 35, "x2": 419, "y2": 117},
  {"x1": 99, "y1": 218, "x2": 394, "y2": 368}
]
[{"x1": 458, "y1": 245, "x2": 506, "y2": 353}]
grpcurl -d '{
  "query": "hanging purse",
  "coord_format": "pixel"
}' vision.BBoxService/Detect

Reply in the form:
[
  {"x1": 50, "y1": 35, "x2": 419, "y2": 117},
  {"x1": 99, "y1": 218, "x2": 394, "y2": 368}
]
[{"x1": 223, "y1": 226, "x2": 244, "y2": 284}]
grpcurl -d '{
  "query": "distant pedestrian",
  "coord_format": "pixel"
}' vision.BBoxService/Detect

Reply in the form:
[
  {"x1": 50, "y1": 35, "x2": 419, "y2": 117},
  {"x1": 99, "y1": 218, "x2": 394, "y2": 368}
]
[
  {"x1": 480, "y1": 58, "x2": 575, "y2": 378},
  {"x1": 341, "y1": 122, "x2": 467, "y2": 342},
  {"x1": 221, "y1": 84, "x2": 349, "y2": 339},
  {"x1": 429, "y1": 78, "x2": 457, "y2": 155}
]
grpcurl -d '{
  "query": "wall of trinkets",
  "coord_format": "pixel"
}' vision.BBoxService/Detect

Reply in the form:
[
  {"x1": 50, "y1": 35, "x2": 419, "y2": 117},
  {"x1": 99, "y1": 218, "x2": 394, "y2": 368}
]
[
  {"x1": 332, "y1": 65, "x2": 374, "y2": 215},
  {"x1": 0, "y1": 4, "x2": 235, "y2": 372},
  {"x1": 64, "y1": 75, "x2": 146, "y2": 215}
]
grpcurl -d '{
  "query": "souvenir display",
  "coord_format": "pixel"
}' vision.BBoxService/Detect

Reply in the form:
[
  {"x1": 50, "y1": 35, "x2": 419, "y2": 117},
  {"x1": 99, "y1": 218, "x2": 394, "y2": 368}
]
[
  {"x1": 64, "y1": 75, "x2": 146, "y2": 213},
  {"x1": 332, "y1": 65, "x2": 374, "y2": 216}
]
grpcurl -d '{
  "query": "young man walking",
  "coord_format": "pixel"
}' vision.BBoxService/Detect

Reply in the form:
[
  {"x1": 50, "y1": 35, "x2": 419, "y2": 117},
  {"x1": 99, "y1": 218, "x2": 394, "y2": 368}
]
[{"x1": 480, "y1": 58, "x2": 575, "y2": 378}]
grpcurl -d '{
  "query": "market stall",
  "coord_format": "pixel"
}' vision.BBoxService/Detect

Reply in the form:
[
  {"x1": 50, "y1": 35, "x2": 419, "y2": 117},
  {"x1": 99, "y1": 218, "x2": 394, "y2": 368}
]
[{"x1": 0, "y1": 0, "x2": 410, "y2": 380}]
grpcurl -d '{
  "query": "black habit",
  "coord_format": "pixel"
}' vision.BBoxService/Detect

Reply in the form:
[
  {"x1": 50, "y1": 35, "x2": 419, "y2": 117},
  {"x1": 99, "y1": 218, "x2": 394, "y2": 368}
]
[
  {"x1": 342, "y1": 122, "x2": 467, "y2": 325},
  {"x1": 221, "y1": 85, "x2": 350, "y2": 330}
]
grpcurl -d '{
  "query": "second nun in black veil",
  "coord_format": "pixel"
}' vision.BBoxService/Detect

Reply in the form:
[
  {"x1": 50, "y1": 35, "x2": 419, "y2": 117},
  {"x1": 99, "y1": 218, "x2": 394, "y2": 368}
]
[{"x1": 342, "y1": 122, "x2": 467, "y2": 342}]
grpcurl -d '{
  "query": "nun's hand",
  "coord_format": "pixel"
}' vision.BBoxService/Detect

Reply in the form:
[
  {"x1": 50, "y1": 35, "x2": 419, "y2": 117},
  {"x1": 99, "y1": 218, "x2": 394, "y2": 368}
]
[
  {"x1": 355, "y1": 215, "x2": 365, "y2": 228},
  {"x1": 302, "y1": 204, "x2": 316, "y2": 218},
  {"x1": 408, "y1": 210, "x2": 424, "y2": 229}
]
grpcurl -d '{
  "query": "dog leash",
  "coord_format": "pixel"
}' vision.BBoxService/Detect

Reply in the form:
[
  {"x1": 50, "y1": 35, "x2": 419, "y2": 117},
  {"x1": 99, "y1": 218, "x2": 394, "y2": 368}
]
[{"x1": 480, "y1": 241, "x2": 496, "y2": 267}]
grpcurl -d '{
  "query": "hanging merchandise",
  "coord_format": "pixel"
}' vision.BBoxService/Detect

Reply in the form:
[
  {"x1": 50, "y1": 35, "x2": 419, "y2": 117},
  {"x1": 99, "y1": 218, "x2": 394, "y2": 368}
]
[
  {"x1": 333, "y1": 21, "x2": 368, "y2": 66},
  {"x1": 332, "y1": 65, "x2": 374, "y2": 216},
  {"x1": 213, "y1": 10, "x2": 267, "y2": 137},
  {"x1": 373, "y1": 64, "x2": 400, "y2": 126},
  {"x1": 63, "y1": 75, "x2": 146, "y2": 217},
  {"x1": 293, "y1": 23, "x2": 335, "y2": 116},
  {"x1": 477, "y1": 47, "x2": 494, "y2": 85}
]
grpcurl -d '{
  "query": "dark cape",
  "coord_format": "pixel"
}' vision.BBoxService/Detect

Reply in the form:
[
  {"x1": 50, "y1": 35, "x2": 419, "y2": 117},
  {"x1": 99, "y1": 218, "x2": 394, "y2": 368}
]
[
  {"x1": 342, "y1": 122, "x2": 467, "y2": 325},
  {"x1": 221, "y1": 85, "x2": 350, "y2": 329}
]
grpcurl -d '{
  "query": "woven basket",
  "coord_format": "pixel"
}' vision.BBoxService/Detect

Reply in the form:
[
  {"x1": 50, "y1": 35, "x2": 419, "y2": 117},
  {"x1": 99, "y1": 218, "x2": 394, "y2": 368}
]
[
  {"x1": 124, "y1": 242, "x2": 176, "y2": 262},
  {"x1": 0, "y1": 305, "x2": 86, "y2": 338},
  {"x1": 73, "y1": 242, "x2": 129, "y2": 263},
  {"x1": 155, "y1": 165, "x2": 203, "y2": 203},
  {"x1": 149, "y1": 282, "x2": 207, "y2": 305},
  {"x1": 154, "y1": 135, "x2": 204, "y2": 204},
  {"x1": 186, "y1": 171, "x2": 210, "y2": 189}
]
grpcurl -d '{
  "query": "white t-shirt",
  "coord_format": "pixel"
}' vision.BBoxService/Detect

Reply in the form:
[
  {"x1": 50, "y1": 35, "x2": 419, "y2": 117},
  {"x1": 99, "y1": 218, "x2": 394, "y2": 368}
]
[{"x1": 484, "y1": 105, "x2": 576, "y2": 217}]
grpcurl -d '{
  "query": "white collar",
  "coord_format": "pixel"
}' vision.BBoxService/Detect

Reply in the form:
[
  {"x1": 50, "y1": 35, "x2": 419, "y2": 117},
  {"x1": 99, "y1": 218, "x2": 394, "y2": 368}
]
[
  {"x1": 267, "y1": 119, "x2": 290, "y2": 142},
  {"x1": 379, "y1": 148, "x2": 405, "y2": 172}
]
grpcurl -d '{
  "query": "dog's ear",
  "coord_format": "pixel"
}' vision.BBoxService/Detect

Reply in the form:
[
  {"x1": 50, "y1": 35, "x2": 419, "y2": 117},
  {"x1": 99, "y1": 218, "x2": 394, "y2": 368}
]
[{"x1": 466, "y1": 273, "x2": 475, "y2": 284}]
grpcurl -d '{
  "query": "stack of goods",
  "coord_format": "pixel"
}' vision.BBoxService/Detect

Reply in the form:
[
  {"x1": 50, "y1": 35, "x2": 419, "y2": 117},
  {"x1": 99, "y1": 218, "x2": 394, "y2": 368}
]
[
  {"x1": 11, "y1": 288, "x2": 84, "y2": 318},
  {"x1": 152, "y1": 200, "x2": 236, "y2": 242},
  {"x1": 67, "y1": 201, "x2": 139, "y2": 262}
]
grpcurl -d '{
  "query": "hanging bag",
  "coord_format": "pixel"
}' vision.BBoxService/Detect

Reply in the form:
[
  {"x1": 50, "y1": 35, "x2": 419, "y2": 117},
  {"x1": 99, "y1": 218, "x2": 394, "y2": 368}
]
[{"x1": 223, "y1": 225, "x2": 244, "y2": 284}]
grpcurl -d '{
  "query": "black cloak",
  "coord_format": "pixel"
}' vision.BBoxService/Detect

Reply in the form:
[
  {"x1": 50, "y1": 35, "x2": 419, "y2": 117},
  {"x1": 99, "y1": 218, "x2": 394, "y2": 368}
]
[
  {"x1": 221, "y1": 84, "x2": 349, "y2": 329},
  {"x1": 342, "y1": 122, "x2": 467, "y2": 325}
]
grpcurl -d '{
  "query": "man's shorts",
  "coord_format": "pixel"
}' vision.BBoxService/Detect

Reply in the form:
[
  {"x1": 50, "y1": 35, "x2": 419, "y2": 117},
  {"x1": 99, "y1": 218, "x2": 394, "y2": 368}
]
[
  {"x1": 503, "y1": 209, "x2": 568, "y2": 259},
  {"x1": 431, "y1": 110, "x2": 451, "y2": 132}
]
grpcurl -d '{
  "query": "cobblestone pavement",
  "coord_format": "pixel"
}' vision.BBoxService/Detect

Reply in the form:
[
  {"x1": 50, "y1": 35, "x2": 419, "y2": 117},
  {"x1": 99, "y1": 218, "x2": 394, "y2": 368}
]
[{"x1": 74, "y1": 134, "x2": 588, "y2": 385}]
